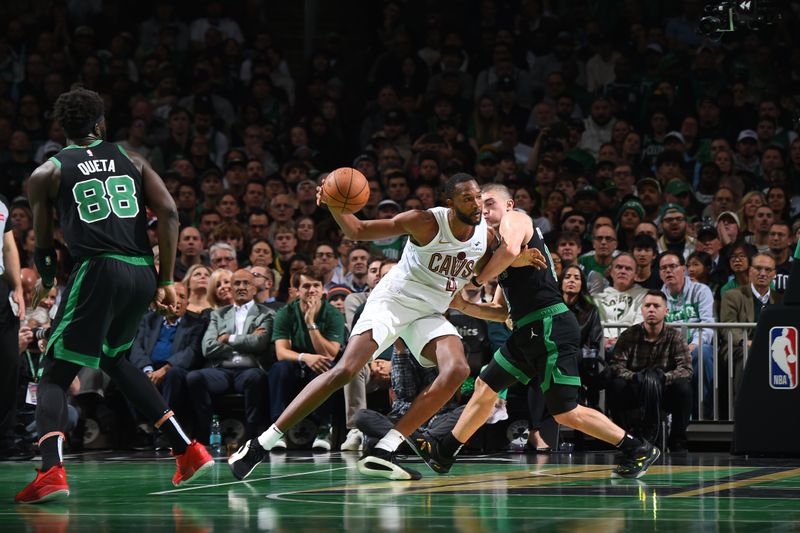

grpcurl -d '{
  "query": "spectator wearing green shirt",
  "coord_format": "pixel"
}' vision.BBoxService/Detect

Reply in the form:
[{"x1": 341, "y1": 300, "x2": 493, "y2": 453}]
[{"x1": 268, "y1": 266, "x2": 345, "y2": 450}]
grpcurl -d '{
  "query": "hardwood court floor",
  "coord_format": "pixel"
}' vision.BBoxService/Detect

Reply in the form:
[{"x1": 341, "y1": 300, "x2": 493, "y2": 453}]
[{"x1": 2, "y1": 451, "x2": 799, "y2": 531}]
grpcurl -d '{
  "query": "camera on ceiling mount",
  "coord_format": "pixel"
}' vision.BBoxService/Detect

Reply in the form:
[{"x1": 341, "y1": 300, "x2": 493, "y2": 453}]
[{"x1": 698, "y1": 0, "x2": 781, "y2": 40}]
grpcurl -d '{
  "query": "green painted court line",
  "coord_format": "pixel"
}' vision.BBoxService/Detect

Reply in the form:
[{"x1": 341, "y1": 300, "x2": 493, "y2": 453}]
[{"x1": 148, "y1": 465, "x2": 351, "y2": 495}]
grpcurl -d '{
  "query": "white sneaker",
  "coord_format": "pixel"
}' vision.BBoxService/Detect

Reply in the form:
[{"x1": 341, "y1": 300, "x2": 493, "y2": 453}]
[
  {"x1": 312, "y1": 428, "x2": 332, "y2": 451},
  {"x1": 340, "y1": 429, "x2": 363, "y2": 452},
  {"x1": 271, "y1": 437, "x2": 287, "y2": 450}
]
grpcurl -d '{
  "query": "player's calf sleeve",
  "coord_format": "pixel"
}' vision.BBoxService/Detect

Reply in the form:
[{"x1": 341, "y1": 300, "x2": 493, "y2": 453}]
[
  {"x1": 36, "y1": 359, "x2": 82, "y2": 470},
  {"x1": 100, "y1": 356, "x2": 189, "y2": 453}
]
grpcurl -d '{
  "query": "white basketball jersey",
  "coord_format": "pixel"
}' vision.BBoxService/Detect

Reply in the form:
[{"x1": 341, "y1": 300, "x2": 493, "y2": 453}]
[{"x1": 377, "y1": 206, "x2": 487, "y2": 313}]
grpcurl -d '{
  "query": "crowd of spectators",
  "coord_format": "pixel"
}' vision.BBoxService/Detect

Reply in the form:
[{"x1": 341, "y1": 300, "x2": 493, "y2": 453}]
[{"x1": 2, "y1": 0, "x2": 800, "y2": 456}]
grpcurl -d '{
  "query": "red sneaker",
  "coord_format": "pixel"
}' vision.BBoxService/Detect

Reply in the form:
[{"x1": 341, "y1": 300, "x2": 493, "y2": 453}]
[
  {"x1": 15, "y1": 465, "x2": 70, "y2": 504},
  {"x1": 172, "y1": 441, "x2": 214, "y2": 487}
]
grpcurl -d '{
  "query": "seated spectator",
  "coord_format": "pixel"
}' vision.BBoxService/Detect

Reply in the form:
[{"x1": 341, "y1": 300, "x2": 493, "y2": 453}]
[
  {"x1": 686, "y1": 250, "x2": 714, "y2": 289},
  {"x1": 326, "y1": 284, "x2": 352, "y2": 319},
  {"x1": 248, "y1": 239, "x2": 282, "y2": 291},
  {"x1": 659, "y1": 251, "x2": 715, "y2": 418},
  {"x1": 209, "y1": 242, "x2": 239, "y2": 272},
  {"x1": 175, "y1": 226, "x2": 204, "y2": 281},
  {"x1": 720, "y1": 241, "x2": 755, "y2": 296},
  {"x1": 594, "y1": 253, "x2": 647, "y2": 353},
  {"x1": 556, "y1": 231, "x2": 582, "y2": 268},
  {"x1": 768, "y1": 222, "x2": 793, "y2": 294},
  {"x1": 312, "y1": 242, "x2": 348, "y2": 291},
  {"x1": 608, "y1": 291, "x2": 693, "y2": 452},
  {"x1": 720, "y1": 252, "x2": 782, "y2": 406},
  {"x1": 276, "y1": 254, "x2": 310, "y2": 303},
  {"x1": 658, "y1": 204, "x2": 695, "y2": 259},
  {"x1": 694, "y1": 224, "x2": 728, "y2": 290},
  {"x1": 344, "y1": 258, "x2": 384, "y2": 330},
  {"x1": 208, "y1": 269, "x2": 234, "y2": 310},
  {"x1": 129, "y1": 283, "x2": 205, "y2": 443},
  {"x1": 183, "y1": 264, "x2": 213, "y2": 318},
  {"x1": 579, "y1": 224, "x2": 619, "y2": 294},
  {"x1": 269, "y1": 266, "x2": 345, "y2": 450},
  {"x1": 188, "y1": 269, "x2": 274, "y2": 444},
  {"x1": 343, "y1": 245, "x2": 371, "y2": 292},
  {"x1": 250, "y1": 265, "x2": 283, "y2": 310},
  {"x1": 632, "y1": 234, "x2": 661, "y2": 290}
]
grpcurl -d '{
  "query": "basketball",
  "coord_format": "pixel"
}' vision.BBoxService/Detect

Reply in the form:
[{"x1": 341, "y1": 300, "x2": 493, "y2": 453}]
[{"x1": 322, "y1": 167, "x2": 370, "y2": 214}]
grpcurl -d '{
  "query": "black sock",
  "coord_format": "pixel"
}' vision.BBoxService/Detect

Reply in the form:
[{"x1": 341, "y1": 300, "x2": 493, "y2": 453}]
[
  {"x1": 616, "y1": 433, "x2": 644, "y2": 453},
  {"x1": 156, "y1": 411, "x2": 190, "y2": 454},
  {"x1": 40, "y1": 434, "x2": 64, "y2": 471},
  {"x1": 439, "y1": 432, "x2": 464, "y2": 457}
]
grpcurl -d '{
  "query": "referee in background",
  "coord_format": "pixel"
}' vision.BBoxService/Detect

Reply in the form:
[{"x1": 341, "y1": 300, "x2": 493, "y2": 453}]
[{"x1": 0, "y1": 197, "x2": 27, "y2": 459}]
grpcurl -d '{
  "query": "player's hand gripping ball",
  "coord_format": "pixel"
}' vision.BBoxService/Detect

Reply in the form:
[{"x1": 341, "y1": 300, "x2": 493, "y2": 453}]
[{"x1": 317, "y1": 167, "x2": 370, "y2": 214}]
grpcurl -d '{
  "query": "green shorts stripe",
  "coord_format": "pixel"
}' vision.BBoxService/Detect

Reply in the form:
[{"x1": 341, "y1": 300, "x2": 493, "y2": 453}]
[
  {"x1": 513, "y1": 302, "x2": 569, "y2": 330},
  {"x1": 103, "y1": 338, "x2": 135, "y2": 358},
  {"x1": 95, "y1": 253, "x2": 154, "y2": 266},
  {"x1": 53, "y1": 338, "x2": 102, "y2": 369},
  {"x1": 46, "y1": 259, "x2": 91, "y2": 356},
  {"x1": 540, "y1": 315, "x2": 581, "y2": 392},
  {"x1": 493, "y1": 348, "x2": 532, "y2": 385}
]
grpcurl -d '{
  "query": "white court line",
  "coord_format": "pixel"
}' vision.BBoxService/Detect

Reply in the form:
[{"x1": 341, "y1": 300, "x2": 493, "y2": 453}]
[{"x1": 148, "y1": 465, "x2": 350, "y2": 495}]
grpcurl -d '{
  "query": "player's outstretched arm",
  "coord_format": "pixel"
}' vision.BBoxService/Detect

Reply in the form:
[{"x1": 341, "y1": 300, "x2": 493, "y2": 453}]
[
  {"x1": 327, "y1": 208, "x2": 435, "y2": 243},
  {"x1": 474, "y1": 211, "x2": 533, "y2": 285},
  {"x1": 449, "y1": 285, "x2": 509, "y2": 323},
  {"x1": 317, "y1": 178, "x2": 437, "y2": 244}
]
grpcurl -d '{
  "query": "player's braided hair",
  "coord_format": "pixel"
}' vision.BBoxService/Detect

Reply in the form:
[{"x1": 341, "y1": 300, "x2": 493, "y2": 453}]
[{"x1": 53, "y1": 87, "x2": 105, "y2": 139}]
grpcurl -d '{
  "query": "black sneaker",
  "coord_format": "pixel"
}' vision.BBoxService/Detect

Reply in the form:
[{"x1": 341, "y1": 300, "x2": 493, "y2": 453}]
[
  {"x1": 228, "y1": 439, "x2": 266, "y2": 480},
  {"x1": 356, "y1": 448, "x2": 422, "y2": 481},
  {"x1": 406, "y1": 436, "x2": 455, "y2": 475},
  {"x1": 612, "y1": 441, "x2": 661, "y2": 479}
]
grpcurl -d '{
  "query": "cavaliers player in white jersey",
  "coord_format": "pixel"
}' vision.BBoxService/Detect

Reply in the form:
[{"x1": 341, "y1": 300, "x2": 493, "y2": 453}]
[{"x1": 229, "y1": 173, "x2": 545, "y2": 481}]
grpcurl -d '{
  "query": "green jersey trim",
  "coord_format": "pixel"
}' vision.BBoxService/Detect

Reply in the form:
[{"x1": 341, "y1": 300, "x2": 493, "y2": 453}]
[
  {"x1": 48, "y1": 156, "x2": 61, "y2": 168},
  {"x1": 63, "y1": 139, "x2": 103, "y2": 150}
]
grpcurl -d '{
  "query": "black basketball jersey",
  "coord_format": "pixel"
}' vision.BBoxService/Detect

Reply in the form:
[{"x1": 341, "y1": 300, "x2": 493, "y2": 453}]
[
  {"x1": 498, "y1": 225, "x2": 563, "y2": 322},
  {"x1": 49, "y1": 140, "x2": 151, "y2": 260}
]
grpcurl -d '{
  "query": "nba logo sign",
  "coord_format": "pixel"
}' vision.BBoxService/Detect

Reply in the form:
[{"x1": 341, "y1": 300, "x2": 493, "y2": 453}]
[{"x1": 769, "y1": 327, "x2": 798, "y2": 390}]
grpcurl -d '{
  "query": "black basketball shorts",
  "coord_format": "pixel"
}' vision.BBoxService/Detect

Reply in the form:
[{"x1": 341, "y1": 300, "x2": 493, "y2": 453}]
[{"x1": 46, "y1": 253, "x2": 157, "y2": 368}]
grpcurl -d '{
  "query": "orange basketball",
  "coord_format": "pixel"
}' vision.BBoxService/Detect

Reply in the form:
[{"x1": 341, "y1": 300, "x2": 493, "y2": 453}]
[{"x1": 322, "y1": 167, "x2": 370, "y2": 214}]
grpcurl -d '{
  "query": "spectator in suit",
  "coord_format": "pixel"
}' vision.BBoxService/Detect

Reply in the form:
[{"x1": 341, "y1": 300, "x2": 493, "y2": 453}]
[
  {"x1": 129, "y1": 283, "x2": 205, "y2": 438},
  {"x1": 187, "y1": 269, "x2": 274, "y2": 444},
  {"x1": 720, "y1": 252, "x2": 781, "y2": 401},
  {"x1": 268, "y1": 266, "x2": 345, "y2": 451}
]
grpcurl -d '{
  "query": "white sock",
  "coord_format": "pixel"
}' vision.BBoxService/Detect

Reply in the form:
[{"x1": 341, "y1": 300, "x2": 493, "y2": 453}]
[
  {"x1": 375, "y1": 429, "x2": 405, "y2": 453},
  {"x1": 257, "y1": 424, "x2": 284, "y2": 451}
]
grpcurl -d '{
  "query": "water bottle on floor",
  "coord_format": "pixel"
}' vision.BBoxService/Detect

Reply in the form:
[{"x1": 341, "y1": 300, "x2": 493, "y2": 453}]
[{"x1": 210, "y1": 415, "x2": 222, "y2": 457}]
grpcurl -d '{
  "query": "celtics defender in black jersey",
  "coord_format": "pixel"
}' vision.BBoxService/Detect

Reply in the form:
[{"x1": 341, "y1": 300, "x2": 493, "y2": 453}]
[
  {"x1": 408, "y1": 184, "x2": 660, "y2": 480},
  {"x1": 16, "y1": 88, "x2": 212, "y2": 505}
]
